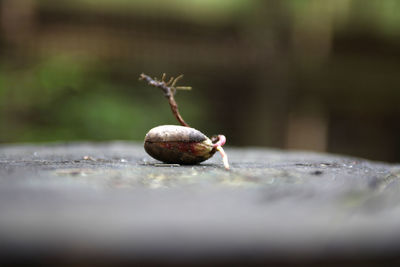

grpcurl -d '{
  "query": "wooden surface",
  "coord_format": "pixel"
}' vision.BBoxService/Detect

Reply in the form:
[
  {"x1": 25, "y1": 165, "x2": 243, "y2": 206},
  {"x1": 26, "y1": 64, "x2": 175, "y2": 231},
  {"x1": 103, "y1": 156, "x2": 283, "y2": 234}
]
[{"x1": 1, "y1": 142, "x2": 400, "y2": 266}]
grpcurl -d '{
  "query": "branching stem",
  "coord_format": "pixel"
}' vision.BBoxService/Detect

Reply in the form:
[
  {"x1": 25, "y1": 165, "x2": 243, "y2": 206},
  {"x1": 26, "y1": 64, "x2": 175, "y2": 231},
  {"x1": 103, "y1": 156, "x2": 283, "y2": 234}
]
[{"x1": 139, "y1": 73, "x2": 191, "y2": 127}]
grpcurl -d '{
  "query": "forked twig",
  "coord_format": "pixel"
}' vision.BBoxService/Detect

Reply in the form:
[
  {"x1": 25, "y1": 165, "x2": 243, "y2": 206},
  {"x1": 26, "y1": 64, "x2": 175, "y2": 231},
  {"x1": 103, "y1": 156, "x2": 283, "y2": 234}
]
[{"x1": 139, "y1": 73, "x2": 192, "y2": 127}]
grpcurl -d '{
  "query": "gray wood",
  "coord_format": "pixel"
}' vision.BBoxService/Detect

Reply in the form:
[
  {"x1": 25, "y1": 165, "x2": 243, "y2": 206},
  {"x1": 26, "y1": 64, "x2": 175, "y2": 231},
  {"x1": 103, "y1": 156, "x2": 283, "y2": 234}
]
[{"x1": 0, "y1": 142, "x2": 399, "y2": 265}]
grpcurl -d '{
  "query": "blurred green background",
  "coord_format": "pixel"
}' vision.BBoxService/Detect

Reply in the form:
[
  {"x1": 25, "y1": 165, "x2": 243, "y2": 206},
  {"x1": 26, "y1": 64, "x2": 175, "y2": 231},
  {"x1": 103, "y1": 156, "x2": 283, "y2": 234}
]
[{"x1": 0, "y1": 0, "x2": 399, "y2": 162}]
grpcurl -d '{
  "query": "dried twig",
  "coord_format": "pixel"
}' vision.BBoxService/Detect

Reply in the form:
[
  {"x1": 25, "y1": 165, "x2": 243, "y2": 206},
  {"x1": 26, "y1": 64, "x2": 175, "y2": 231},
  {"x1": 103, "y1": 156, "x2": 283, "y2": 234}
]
[{"x1": 139, "y1": 73, "x2": 192, "y2": 127}]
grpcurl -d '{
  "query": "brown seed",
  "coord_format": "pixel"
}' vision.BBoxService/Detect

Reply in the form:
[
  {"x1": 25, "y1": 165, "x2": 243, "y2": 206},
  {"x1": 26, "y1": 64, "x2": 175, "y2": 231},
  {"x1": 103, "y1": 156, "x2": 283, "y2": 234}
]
[{"x1": 144, "y1": 125, "x2": 216, "y2": 165}]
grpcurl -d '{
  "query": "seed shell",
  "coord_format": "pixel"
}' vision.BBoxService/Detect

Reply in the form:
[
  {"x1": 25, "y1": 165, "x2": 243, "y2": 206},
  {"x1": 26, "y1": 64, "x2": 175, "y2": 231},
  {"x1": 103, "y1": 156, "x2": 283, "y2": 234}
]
[{"x1": 144, "y1": 125, "x2": 216, "y2": 164}]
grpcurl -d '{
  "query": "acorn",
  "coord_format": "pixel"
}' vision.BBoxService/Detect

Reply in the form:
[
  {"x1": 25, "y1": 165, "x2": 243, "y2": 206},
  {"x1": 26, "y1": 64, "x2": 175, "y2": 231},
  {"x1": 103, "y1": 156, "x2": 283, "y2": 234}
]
[
  {"x1": 145, "y1": 125, "x2": 222, "y2": 165},
  {"x1": 140, "y1": 73, "x2": 229, "y2": 169}
]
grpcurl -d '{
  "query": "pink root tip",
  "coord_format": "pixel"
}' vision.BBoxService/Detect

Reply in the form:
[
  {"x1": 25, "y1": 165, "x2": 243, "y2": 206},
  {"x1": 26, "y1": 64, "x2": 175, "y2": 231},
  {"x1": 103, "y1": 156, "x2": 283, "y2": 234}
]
[
  {"x1": 213, "y1": 135, "x2": 226, "y2": 148},
  {"x1": 213, "y1": 135, "x2": 229, "y2": 170}
]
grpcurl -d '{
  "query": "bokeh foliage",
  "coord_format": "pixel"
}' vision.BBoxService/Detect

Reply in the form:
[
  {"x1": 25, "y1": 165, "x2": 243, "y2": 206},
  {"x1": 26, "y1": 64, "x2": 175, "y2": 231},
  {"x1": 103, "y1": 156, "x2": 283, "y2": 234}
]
[
  {"x1": 0, "y1": 55, "x2": 208, "y2": 142},
  {"x1": 1, "y1": 0, "x2": 400, "y2": 161}
]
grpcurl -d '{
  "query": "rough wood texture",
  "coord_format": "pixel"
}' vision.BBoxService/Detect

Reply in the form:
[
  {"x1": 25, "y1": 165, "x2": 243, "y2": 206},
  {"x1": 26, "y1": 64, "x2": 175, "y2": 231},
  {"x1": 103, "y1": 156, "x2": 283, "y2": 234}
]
[{"x1": 0, "y1": 142, "x2": 400, "y2": 266}]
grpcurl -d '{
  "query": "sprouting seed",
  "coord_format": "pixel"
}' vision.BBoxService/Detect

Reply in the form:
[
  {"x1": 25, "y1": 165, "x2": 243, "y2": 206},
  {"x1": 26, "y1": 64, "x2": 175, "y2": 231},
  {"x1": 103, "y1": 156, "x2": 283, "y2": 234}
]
[{"x1": 139, "y1": 73, "x2": 229, "y2": 170}]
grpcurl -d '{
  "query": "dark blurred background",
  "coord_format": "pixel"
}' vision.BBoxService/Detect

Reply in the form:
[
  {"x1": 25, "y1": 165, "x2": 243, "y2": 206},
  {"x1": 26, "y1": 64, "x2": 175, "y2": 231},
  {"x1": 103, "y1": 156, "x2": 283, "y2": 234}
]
[{"x1": 0, "y1": 0, "x2": 399, "y2": 162}]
